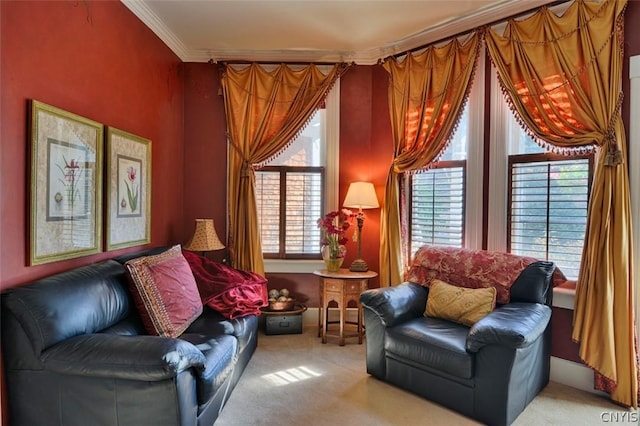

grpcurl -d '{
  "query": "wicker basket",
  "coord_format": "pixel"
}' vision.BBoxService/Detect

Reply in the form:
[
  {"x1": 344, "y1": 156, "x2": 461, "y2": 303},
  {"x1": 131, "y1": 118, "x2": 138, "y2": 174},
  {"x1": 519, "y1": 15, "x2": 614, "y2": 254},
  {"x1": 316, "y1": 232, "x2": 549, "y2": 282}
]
[{"x1": 268, "y1": 299, "x2": 295, "y2": 311}]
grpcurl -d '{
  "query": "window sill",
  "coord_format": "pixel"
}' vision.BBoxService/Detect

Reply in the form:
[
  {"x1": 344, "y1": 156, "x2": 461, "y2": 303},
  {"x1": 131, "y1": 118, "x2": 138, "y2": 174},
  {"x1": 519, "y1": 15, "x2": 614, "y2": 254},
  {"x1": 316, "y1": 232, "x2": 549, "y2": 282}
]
[
  {"x1": 553, "y1": 280, "x2": 576, "y2": 310},
  {"x1": 264, "y1": 259, "x2": 325, "y2": 274},
  {"x1": 265, "y1": 260, "x2": 578, "y2": 309}
]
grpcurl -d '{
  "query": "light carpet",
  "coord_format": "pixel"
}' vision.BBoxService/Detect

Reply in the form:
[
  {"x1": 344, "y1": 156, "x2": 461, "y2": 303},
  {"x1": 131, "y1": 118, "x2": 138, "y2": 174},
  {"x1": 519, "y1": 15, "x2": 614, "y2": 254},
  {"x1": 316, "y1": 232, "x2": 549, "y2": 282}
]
[{"x1": 216, "y1": 324, "x2": 631, "y2": 426}]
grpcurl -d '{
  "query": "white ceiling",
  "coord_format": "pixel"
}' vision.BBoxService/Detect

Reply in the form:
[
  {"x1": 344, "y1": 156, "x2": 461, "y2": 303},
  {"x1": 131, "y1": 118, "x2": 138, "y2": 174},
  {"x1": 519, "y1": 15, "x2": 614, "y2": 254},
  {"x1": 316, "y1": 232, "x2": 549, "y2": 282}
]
[{"x1": 122, "y1": 0, "x2": 557, "y2": 65}]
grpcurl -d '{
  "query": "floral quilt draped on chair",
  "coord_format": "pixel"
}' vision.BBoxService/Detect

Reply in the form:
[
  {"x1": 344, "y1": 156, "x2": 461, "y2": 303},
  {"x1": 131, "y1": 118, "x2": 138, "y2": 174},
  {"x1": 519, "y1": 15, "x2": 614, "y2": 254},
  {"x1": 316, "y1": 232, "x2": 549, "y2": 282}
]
[{"x1": 406, "y1": 246, "x2": 566, "y2": 304}]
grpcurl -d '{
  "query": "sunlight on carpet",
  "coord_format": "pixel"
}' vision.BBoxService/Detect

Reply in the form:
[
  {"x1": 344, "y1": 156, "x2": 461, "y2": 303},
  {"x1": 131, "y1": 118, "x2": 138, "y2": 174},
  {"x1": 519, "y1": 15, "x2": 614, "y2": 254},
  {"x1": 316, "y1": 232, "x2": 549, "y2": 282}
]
[
  {"x1": 262, "y1": 366, "x2": 323, "y2": 386},
  {"x1": 215, "y1": 323, "x2": 631, "y2": 426}
]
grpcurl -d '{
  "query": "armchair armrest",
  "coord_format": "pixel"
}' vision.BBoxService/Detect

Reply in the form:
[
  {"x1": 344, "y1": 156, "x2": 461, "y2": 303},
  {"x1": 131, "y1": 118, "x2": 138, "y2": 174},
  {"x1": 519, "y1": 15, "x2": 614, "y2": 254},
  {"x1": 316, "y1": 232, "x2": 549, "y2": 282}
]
[
  {"x1": 42, "y1": 334, "x2": 205, "y2": 381},
  {"x1": 360, "y1": 282, "x2": 427, "y2": 327},
  {"x1": 465, "y1": 303, "x2": 551, "y2": 352}
]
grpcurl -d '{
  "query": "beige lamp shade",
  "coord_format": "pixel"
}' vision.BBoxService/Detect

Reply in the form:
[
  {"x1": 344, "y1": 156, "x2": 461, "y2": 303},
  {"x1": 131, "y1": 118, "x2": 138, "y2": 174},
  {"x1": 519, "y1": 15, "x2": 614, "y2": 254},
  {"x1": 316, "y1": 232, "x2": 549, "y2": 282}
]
[
  {"x1": 343, "y1": 182, "x2": 380, "y2": 210},
  {"x1": 183, "y1": 219, "x2": 225, "y2": 252}
]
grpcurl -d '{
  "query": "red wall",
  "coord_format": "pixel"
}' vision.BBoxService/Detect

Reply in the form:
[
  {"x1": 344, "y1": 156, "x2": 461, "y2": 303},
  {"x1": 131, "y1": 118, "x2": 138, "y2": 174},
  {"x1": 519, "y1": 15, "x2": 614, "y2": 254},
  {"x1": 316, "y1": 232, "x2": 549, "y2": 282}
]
[
  {"x1": 182, "y1": 63, "x2": 228, "y2": 263},
  {"x1": 2, "y1": 0, "x2": 640, "y2": 423},
  {"x1": 1, "y1": 1, "x2": 186, "y2": 422},
  {"x1": 0, "y1": 0, "x2": 186, "y2": 289}
]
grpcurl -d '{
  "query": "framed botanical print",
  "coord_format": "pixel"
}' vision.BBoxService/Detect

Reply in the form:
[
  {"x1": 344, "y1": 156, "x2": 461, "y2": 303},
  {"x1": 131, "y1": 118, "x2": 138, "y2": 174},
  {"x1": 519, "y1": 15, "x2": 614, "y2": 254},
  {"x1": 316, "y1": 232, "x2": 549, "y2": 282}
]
[
  {"x1": 106, "y1": 127, "x2": 151, "y2": 250},
  {"x1": 29, "y1": 100, "x2": 103, "y2": 265}
]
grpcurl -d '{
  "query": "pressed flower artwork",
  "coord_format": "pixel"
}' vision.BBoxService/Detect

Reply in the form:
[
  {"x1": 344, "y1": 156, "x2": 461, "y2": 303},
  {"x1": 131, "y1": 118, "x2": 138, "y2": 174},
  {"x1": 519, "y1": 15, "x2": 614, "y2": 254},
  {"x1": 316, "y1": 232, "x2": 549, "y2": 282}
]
[
  {"x1": 47, "y1": 140, "x2": 90, "y2": 220},
  {"x1": 117, "y1": 156, "x2": 142, "y2": 217},
  {"x1": 29, "y1": 100, "x2": 103, "y2": 265},
  {"x1": 106, "y1": 127, "x2": 151, "y2": 250}
]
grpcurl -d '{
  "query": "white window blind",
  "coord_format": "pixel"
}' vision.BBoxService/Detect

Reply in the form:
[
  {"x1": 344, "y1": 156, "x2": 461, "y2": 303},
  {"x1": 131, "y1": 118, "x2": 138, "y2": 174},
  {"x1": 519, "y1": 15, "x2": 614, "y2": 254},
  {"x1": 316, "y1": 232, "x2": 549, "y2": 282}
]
[
  {"x1": 508, "y1": 155, "x2": 591, "y2": 279},
  {"x1": 410, "y1": 162, "x2": 466, "y2": 255}
]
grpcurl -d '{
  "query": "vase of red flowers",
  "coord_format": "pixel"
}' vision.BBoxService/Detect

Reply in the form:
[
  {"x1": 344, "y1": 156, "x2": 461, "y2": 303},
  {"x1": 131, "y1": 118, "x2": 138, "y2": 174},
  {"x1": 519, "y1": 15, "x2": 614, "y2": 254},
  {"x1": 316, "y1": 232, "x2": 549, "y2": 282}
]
[{"x1": 317, "y1": 209, "x2": 355, "y2": 272}]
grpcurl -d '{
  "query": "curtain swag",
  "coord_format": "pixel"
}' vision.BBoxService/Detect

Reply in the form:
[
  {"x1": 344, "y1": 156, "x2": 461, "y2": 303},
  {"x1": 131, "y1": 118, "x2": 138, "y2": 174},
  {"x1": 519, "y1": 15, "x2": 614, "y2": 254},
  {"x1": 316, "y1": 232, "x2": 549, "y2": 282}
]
[
  {"x1": 221, "y1": 62, "x2": 349, "y2": 275},
  {"x1": 379, "y1": 0, "x2": 635, "y2": 408},
  {"x1": 485, "y1": 0, "x2": 636, "y2": 408},
  {"x1": 378, "y1": 30, "x2": 482, "y2": 287}
]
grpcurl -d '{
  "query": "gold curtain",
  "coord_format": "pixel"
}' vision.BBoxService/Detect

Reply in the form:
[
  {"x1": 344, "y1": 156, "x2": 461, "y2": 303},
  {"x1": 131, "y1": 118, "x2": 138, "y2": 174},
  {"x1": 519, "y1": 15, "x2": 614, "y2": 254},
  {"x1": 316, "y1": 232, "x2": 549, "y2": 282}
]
[
  {"x1": 485, "y1": 0, "x2": 636, "y2": 408},
  {"x1": 379, "y1": 31, "x2": 481, "y2": 286},
  {"x1": 221, "y1": 63, "x2": 345, "y2": 275}
]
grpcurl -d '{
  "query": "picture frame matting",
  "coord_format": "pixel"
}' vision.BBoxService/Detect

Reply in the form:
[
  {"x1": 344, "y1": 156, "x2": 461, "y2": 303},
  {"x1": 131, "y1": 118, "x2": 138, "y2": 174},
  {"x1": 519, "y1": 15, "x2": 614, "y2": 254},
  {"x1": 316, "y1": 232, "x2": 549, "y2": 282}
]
[
  {"x1": 106, "y1": 126, "x2": 151, "y2": 250},
  {"x1": 29, "y1": 100, "x2": 103, "y2": 265}
]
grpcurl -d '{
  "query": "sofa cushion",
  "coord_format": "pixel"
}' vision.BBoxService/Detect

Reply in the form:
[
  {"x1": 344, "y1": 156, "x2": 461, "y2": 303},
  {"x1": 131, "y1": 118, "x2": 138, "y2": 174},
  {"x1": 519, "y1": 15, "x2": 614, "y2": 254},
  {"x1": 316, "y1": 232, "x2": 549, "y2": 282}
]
[
  {"x1": 385, "y1": 317, "x2": 473, "y2": 379},
  {"x1": 125, "y1": 245, "x2": 203, "y2": 338},
  {"x1": 425, "y1": 279, "x2": 496, "y2": 326},
  {"x1": 0, "y1": 260, "x2": 130, "y2": 357},
  {"x1": 186, "y1": 307, "x2": 258, "y2": 354}
]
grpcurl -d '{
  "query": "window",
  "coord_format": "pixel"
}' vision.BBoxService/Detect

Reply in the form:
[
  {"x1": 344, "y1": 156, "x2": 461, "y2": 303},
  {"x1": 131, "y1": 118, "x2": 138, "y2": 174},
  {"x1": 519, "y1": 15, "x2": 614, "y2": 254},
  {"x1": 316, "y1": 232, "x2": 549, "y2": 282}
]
[
  {"x1": 409, "y1": 163, "x2": 465, "y2": 254},
  {"x1": 507, "y1": 130, "x2": 593, "y2": 280},
  {"x1": 407, "y1": 104, "x2": 468, "y2": 256},
  {"x1": 255, "y1": 111, "x2": 325, "y2": 259}
]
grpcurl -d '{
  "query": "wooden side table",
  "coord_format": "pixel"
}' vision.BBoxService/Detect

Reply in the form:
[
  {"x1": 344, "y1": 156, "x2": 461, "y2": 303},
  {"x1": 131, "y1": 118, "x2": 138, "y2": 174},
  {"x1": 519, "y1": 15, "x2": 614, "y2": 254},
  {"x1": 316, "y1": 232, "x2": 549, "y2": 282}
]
[{"x1": 313, "y1": 269, "x2": 378, "y2": 346}]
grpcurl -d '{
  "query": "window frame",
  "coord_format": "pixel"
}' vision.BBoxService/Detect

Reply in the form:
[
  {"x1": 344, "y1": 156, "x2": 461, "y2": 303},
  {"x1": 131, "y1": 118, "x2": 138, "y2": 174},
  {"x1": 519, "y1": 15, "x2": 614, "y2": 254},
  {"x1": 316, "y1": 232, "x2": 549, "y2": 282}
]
[
  {"x1": 258, "y1": 165, "x2": 325, "y2": 260},
  {"x1": 506, "y1": 152, "x2": 594, "y2": 279},
  {"x1": 262, "y1": 81, "x2": 340, "y2": 273}
]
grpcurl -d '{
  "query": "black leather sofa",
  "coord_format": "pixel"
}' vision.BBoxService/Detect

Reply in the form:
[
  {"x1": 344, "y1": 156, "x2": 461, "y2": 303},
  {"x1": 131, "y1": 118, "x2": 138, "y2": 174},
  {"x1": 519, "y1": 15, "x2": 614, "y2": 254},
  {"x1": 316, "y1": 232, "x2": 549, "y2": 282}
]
[
  {"x1": 360, "y1": 251, "x2": 556, "y2": 426},
  {"x1": 1, "y1": 248, "x2": 259, "y2": 426}
]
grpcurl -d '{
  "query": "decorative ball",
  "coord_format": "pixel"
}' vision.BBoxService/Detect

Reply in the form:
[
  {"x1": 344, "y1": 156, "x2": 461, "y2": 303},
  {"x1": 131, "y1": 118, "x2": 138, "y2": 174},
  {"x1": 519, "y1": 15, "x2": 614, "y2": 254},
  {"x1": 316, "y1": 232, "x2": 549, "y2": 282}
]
[
  {"x1": 279, "y1": 288, "x2": 290, "y2": 297},
  {"x1": 268, "y1": 289, "x2": 280, "y2": 299},
  {"x1": 277, "y1": 296, "x2": 288, "y2": 302}
]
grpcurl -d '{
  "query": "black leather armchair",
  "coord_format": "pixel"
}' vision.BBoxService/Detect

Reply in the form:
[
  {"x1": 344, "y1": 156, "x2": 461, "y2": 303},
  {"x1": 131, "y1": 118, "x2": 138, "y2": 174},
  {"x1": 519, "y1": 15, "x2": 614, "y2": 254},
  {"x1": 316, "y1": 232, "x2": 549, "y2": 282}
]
[{"x1": 360, "y1": 260, "x2": 555, "y2": 426}]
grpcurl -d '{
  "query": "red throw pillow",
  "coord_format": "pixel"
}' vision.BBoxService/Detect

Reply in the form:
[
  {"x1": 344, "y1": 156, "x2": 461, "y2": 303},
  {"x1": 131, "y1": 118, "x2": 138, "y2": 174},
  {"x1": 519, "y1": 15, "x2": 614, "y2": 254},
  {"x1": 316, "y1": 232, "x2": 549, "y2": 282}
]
[{"x1": 125, "y1": 245, "x2": 203, "y2": 338}]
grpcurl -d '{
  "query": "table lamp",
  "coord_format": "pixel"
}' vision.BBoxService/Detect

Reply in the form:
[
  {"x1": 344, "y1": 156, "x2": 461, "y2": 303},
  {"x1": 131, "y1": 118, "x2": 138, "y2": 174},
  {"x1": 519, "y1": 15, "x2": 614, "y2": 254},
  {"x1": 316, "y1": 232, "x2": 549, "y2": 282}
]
[
  {"x1": 183, "y1": 218, "x2": 225, "y2": 256},
  {"x1": 343, "y1": 182, "x2": 380, "y2": 272}
]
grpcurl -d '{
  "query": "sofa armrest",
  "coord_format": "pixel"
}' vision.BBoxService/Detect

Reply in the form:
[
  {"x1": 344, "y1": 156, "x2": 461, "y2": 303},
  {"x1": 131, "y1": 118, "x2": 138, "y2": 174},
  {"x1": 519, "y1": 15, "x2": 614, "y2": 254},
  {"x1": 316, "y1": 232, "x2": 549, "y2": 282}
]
[
  {"x1": 359, "y1": 282, "x2": 427, "y2": 328},
  {"x1": 42, "y1": 334, "x2": 205, "y2": 381},
  {"x1": 465, "y1": 303, "x2": 551, "y2": 352}
]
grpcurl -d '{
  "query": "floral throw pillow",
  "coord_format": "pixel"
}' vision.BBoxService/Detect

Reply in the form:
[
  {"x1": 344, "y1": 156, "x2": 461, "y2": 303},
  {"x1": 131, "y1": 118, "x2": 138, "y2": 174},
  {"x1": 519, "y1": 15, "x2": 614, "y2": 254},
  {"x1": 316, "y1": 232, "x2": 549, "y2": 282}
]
[{"x1": 125, "y1": 245, "x2": 203, "y2": 338}]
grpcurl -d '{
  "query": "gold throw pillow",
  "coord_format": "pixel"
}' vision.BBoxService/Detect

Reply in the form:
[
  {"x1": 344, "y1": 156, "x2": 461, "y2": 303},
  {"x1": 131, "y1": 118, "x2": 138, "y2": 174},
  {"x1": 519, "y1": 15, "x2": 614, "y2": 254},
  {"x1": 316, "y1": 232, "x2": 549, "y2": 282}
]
[{"x1": 425, "y1": 279, "x2": 496, "y2": 327}]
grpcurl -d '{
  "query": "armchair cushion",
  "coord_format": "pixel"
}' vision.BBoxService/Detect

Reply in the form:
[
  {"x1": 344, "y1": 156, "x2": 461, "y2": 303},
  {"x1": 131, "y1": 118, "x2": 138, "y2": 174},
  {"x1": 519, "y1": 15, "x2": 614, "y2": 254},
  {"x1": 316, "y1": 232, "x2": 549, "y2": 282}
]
[
  {"x1": 386, "y1": 317, "x2": 473, "y2": 379},
  {"x1": 425, "y1": 279, "x2": 496, "y2": 326},
  {"x1": 125, "y1": 245, "x2": 203, "y2": 338}
]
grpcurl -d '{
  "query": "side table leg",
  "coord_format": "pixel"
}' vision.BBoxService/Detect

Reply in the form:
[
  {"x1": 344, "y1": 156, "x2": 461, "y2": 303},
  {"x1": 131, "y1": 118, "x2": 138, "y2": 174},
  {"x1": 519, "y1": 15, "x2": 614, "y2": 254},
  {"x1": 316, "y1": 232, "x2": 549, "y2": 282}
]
[
  {"x1": 339, "y1": 301, "x2": 345, "y2": 346},
  {"x1": 357, "y1": 305, "x2": 363, "y2": 344},
  {"x1": 321, "y1": 304, "x2": 327, "y2": 344}
]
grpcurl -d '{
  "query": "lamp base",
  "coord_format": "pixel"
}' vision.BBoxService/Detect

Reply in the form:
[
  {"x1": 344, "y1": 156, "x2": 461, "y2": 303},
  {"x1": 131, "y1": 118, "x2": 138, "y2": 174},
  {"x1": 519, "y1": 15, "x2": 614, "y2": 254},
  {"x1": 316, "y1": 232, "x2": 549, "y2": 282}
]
[{"x1": 349, "y1": 258, "x2": 369, "y2": 272}]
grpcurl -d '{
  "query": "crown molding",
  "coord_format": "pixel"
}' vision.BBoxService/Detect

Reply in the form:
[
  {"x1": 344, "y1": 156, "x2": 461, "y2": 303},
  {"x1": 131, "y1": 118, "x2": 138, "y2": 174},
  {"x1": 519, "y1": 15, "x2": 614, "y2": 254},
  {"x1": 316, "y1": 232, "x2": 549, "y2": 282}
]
[
  {"x1": 121, "y1": 0, "x2": 190, "y2": 61},
  {"x1": 123, "y1": 0, "x2": 559, "y2": 65}
]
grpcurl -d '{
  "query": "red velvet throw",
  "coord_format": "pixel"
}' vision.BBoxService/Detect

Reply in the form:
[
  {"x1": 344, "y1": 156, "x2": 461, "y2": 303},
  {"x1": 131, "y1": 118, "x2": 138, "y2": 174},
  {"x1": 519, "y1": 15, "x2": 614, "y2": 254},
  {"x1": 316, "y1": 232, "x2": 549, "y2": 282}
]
[{"x1": 182, "y1": 250, "x2": 268, "y2": 319}]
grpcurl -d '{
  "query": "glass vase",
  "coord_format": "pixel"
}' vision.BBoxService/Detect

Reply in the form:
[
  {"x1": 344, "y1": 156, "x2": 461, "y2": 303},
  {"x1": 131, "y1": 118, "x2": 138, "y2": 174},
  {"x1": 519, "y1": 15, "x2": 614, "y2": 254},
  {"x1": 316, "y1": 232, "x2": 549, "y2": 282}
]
[{"x1": 321, "y1": 244, "x2": 346, "y2": 272}]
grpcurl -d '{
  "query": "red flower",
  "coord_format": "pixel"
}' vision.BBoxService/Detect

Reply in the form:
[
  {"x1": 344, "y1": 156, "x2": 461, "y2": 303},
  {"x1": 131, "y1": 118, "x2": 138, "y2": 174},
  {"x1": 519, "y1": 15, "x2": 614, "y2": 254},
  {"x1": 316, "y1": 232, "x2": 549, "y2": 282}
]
[
  {"x1": 127, "y1": 167, "x2": 137, "y2": 182},
  {"x1": 317, "y1": 209, "x2": 355, "y2": 247}
]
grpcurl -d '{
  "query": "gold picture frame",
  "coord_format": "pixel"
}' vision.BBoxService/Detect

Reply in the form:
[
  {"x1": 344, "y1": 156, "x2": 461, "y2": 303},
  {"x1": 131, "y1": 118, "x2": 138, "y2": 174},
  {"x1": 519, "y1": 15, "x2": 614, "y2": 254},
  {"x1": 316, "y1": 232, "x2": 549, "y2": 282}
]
[
  {"x1": 106, "y1": 127, "x2": 151, "y2": 250},
  {"x1": 29, "y1": 100, "x2": 103, "y2": 265}
]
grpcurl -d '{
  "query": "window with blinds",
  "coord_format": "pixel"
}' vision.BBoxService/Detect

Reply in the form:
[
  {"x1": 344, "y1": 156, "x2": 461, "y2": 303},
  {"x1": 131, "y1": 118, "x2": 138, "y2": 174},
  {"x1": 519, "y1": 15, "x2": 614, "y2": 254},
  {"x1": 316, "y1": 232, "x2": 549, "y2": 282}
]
[
  {"x1": 508, "y1": 154, "x2": 592, "y2": 279},
  {"x1": 256, "y1": 167, "x2": 324, "y2": 258},
  {"x1": 409, "y1": 161, "x2": 466, "y2": 256},
  {"x1": 254, "y1": 108, "x2": 326, "y2": 259}
]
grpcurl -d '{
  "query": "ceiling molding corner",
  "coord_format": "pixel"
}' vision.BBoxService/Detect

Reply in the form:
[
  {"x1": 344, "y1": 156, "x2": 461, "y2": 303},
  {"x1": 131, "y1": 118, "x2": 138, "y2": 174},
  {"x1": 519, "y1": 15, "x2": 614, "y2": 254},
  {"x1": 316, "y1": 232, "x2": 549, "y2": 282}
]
[{"x1": 121, "y1": 0, "x2": 190, "y2": 61}]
